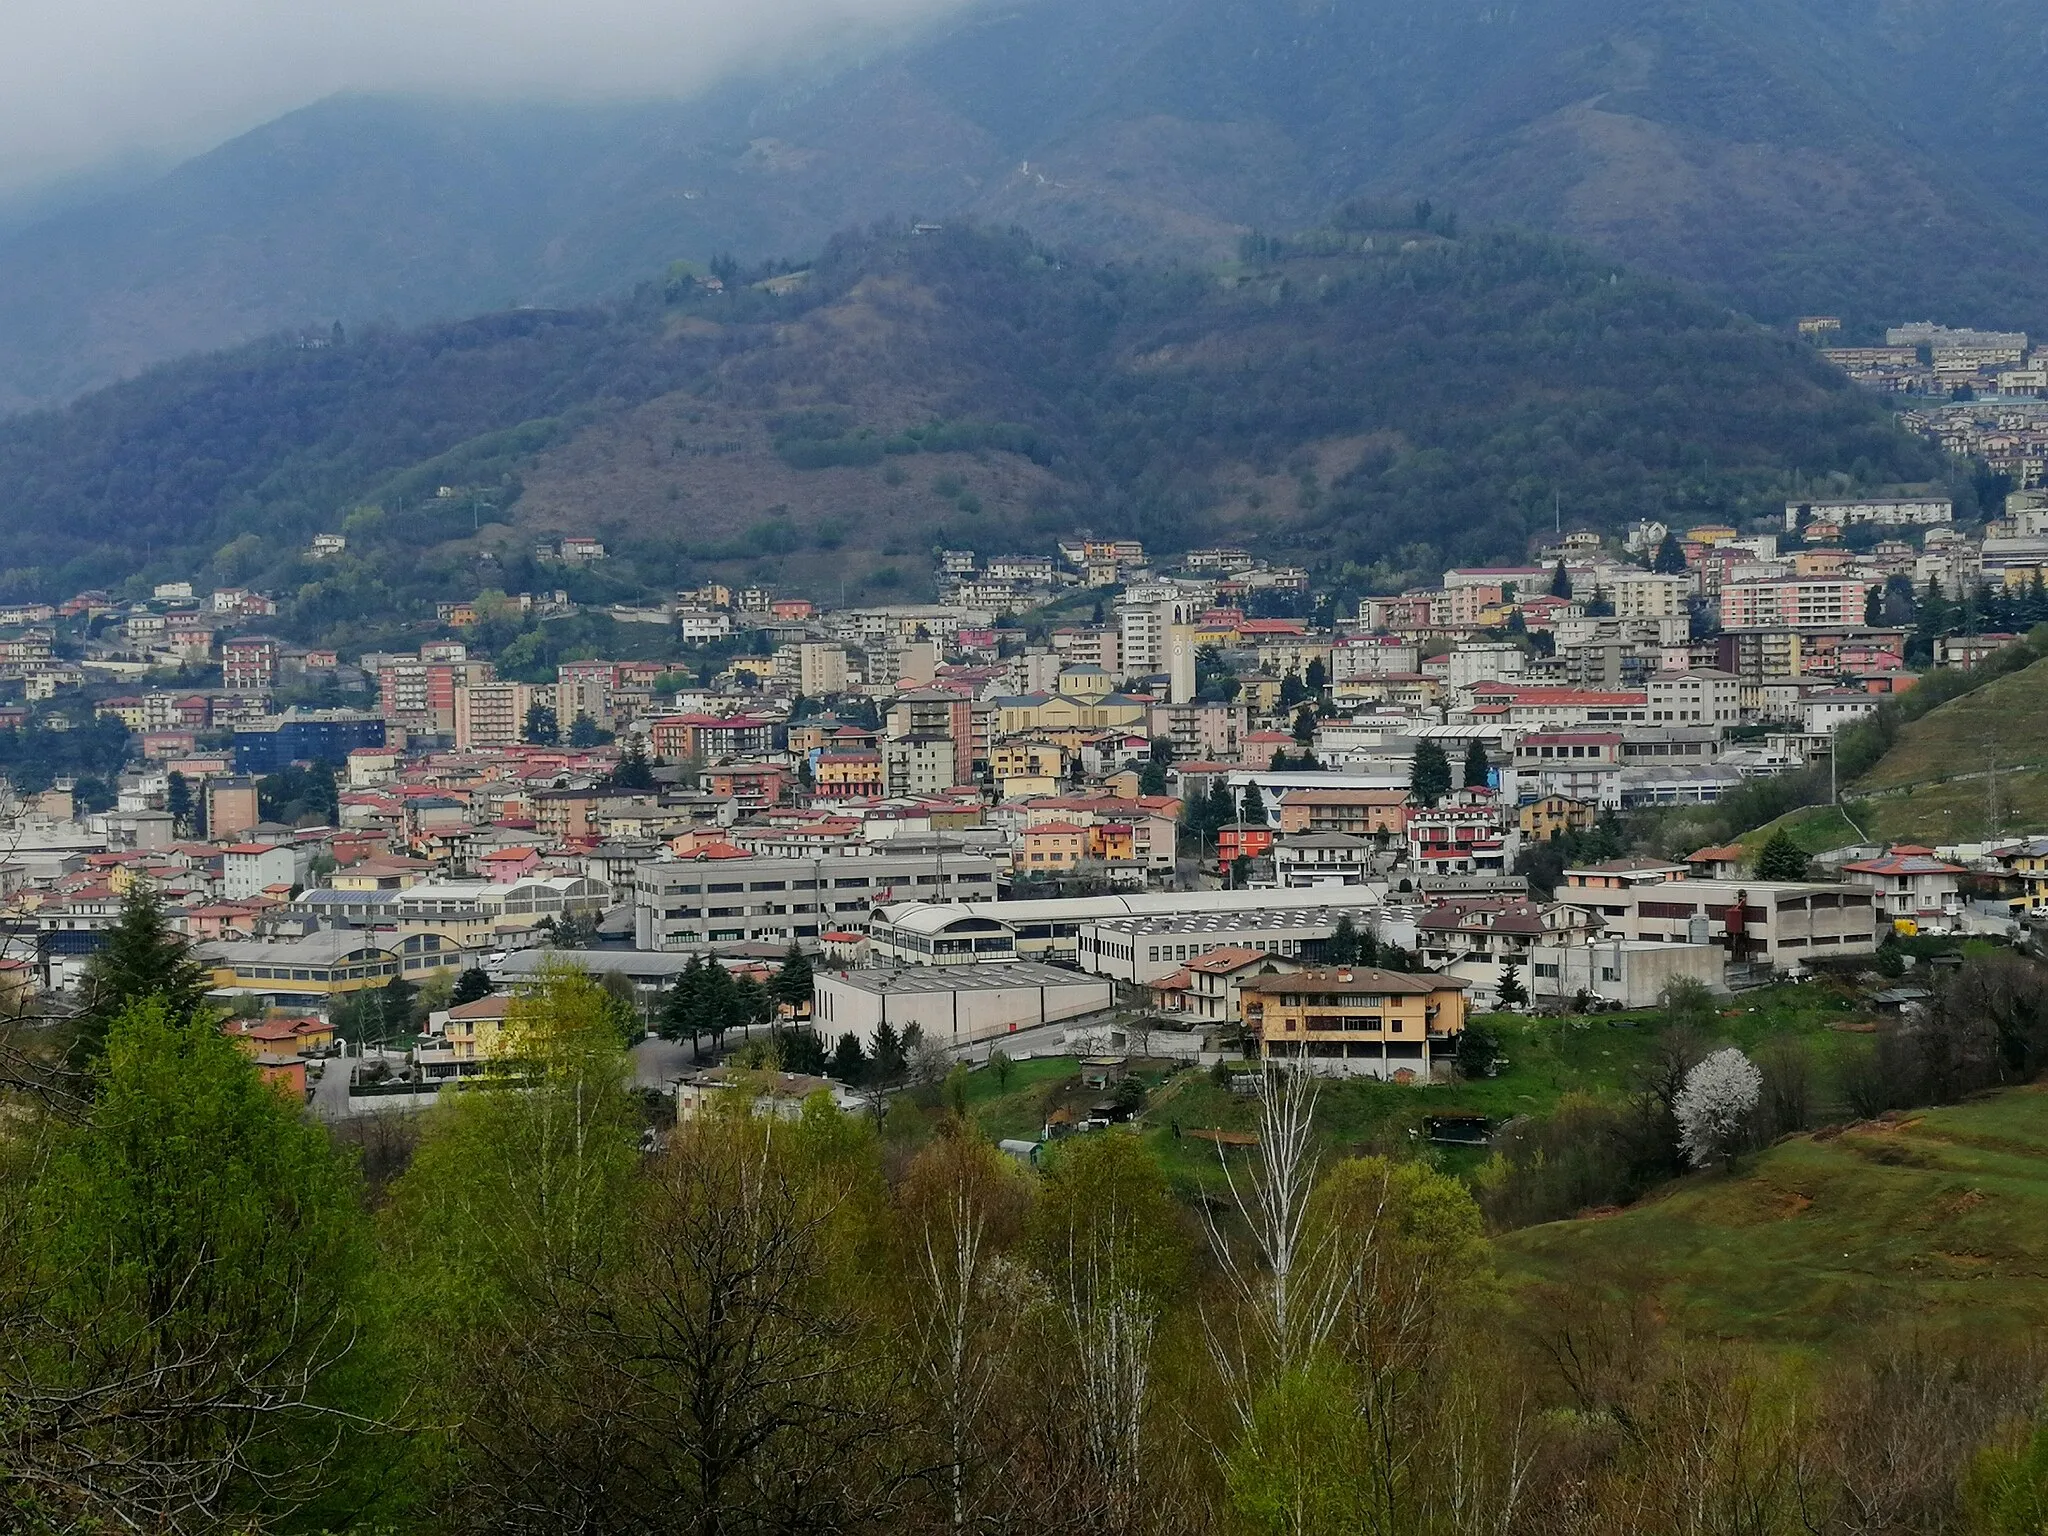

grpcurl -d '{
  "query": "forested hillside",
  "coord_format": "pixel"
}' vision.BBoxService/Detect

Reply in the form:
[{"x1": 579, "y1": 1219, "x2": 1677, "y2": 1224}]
[
  {"x1": 7, "y1": 0, "x2": 2048, "y2": 406},
  {"x1": 0, "y1": 221, "x2": 1947, "y2": 634}
]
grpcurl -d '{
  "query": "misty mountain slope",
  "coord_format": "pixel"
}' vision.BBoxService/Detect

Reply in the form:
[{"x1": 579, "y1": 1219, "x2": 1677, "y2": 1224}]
[
  {"x1": 6, "y1": 0, "x2": 2048, "y2": 409},
  {"x1": 0, "y1": 221, "x2": 1945, "y2": 630}
]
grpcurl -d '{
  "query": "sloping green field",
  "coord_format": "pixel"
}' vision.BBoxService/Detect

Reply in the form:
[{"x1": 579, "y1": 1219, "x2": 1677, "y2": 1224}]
[{"x1": 1498, "y1": 1085, "x2": 2048, "y2": 1346}]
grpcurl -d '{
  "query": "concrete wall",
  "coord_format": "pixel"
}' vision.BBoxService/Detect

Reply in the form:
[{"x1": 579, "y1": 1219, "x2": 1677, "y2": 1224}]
[{"x1": 1531, "y1": 940, "x2": 1725, "y2": 1009}]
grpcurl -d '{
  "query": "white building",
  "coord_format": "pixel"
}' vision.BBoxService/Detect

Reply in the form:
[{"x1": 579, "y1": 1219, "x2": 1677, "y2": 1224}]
[
  {"x1": 1646, "y1": 669, "x2": 1741, "y2": 728},
  {"x1": 811, "y1": 962, "x2": 1113, "y2": 1053},
  {"x1": 1271, "y1": 831, "x2": 1375, "y2": 887}
]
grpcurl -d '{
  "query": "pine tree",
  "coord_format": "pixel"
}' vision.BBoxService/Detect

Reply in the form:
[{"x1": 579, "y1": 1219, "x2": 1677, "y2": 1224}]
[
  {"x1": 1549, "y1": 561, "x2": 1573, "y2": 599},
  {"x1": 1462, "y1": 738, "x2": 1490, "y2": 788},
  {"x1": 1409, "y1": 740, "x2": 1452, "y2": 808},
  {"x1": 1756, "y1": 829, "x2": 1809, "y2": 882},
  {"x1": 523, "y1": 702, "x2": 559, "y2": 745},
  {"x1": 451, "y1": 966, "x2": 493, "y2": 1006},
  {"x1": 871, "y1": 1021, "x2": 908, "y2": 1083},
  {"x1": 1239, "y1": 779, "x2": 1267, "y2": 825},
  {"x1": 770, "y1": 943, "x2": 815, "y2": 1013},
  {"x1": 1653, "y1": 535, "x2": 1689, "y2": 574},
  {"x1": 164, "y1": 770, "x2": 192, "y2": 834},
  {"x1": 828, "y1": 1032, "x2": 868, "y2": 1083},
  {"x1": 607, "y1": 736, "x2": 657, "y2": 792},
  {"x1": 72, "y1": 886, "x2": 213, "y2": 1070},
  {"x1": 1292, "y1": 705, "x2": 1318, "y2": 745},
  {"x1": 1279, "y1": 670, "x2": 1306, "y2": 709},
  {"x1": 1328, "y1": 914, "x2": 1362, "y2": 965},
  {"x1": 1496, "y1": 959, "x2": 1526, "y2": 1009}
]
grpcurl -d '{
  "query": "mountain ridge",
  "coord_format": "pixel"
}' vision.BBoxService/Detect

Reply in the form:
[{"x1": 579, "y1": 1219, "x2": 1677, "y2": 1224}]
[
  {"x1": 0, "y1": 220, "x2": 1948, "y2": 645},
  {"x1": 6, "y1": 0, "x2": 2048, "y2": 409}
]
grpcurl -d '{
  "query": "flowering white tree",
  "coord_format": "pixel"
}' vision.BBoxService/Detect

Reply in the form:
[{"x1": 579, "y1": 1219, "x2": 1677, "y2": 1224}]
[{"x1": 1675, "y1": 1047, "x2": 1763, "y2": 1169}]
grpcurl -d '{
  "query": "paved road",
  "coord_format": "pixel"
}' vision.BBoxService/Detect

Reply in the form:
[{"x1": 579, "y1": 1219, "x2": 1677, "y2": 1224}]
[
  {"x1": 308, "y1": 1057, "x2": 352, "y2": 1120},
  {"x1": 632, "y1": 1033, "x2": 706, "y2": 1090}
]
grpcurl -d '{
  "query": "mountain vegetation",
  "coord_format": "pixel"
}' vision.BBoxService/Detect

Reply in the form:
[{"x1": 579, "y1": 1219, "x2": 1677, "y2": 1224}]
[
  {"x1": 11, "y1": 935, "x2": 2048, "y2": 1530},
  {"x1": 8, "y1": 0, "x2": 2048, "y2": 406},
  {"x1": 0, "y1": 221, "x2": 1946, "y2": 638}
]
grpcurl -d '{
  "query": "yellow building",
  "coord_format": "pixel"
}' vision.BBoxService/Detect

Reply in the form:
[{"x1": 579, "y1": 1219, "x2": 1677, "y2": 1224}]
[
  {"x1": 1017, "y1": 821, "x2": 1089, "y2": 874},
  {"x1": 1239, "y1": 966, "x2": 1469, "y2": 1081},
  {"x1": 202, "y1": 930, "x2": 465, "y2": 1001},
  {"x1": 1518, "y1": 795, "x2": 1597, "y2": 841},
  {"x1": 992, "y1": 741, "x2": 1069, "y2": 799},
  {"x1": 1997, "y1": 839, "x2": 2048, "y2": 914},
  {"x1": 416, "y1": 993, "x2": 515, "y2": 1077},
  {"x1": 994, "y1": 692, "x2": 1148, "y2": 735}
]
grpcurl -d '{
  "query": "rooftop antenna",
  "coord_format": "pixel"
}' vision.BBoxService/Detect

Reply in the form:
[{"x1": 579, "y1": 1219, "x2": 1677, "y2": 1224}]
[{"x1": 1554, "y1": 491, "x2": 1561, "y2": 536}]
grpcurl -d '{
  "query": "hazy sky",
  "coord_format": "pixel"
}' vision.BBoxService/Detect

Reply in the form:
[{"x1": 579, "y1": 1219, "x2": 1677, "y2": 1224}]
[{"x1": 0, "y1": 0, "x2": 967, "y2": 195}]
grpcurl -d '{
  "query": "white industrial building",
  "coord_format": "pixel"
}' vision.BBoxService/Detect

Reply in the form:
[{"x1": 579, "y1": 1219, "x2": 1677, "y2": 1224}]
[
  {"x1": 867, "y1": 885, "x2": 1388, "y2": 967},
  {"x1": 812, "y1": 962, "x2": 1114, "y2": 1053}
]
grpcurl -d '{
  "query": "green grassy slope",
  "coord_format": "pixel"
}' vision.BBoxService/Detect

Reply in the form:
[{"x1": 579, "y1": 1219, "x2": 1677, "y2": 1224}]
[
  {"x1": 1498, "y1": 1085, "x2": 2048, "y2": 1346},
  {"x1": 1744, "y1": 655, "x2": 2048, "y2": 853}
]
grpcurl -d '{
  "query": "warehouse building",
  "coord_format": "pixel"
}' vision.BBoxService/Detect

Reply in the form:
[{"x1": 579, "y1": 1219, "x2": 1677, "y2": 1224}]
[
  {"x1": 867, "y1": 885, "x2": 1387, "y2": 967},
  {"x1": 812, "y1": 962, "x2": 1114, "y2": 1052}
]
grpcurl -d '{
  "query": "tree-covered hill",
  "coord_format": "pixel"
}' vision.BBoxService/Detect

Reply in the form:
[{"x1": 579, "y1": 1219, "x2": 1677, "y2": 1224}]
[{"x1": 0, "y1": 221, "x2": 1948, "y2": 630}]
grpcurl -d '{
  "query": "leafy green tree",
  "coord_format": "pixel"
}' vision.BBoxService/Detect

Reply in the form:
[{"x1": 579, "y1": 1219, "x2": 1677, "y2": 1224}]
[
  {"x1": 1462, "y1": 737, "x2": 1490, "y2": 787},
  {"x1": 1139, "y1": 758, "x2": 1169, "y2": 797},
  {"x1": 451, "y1": 965, "x2": 493, "y2": 1006},
  {"x1": 1456, "y1": 1018, "x2": 1501, "y2": 1077},
  {"x1": 382, "y1": 962, "x2": 640, "y2": 1522},
  {"x1": 72, "y1": 886, "x2": 213, "y2": 1070},
  {"x1": 14, "y1": 999, "x2": 380, "y2": 1525},
  {"x1": 1756, "y1": 829, "x2": 1809, "y2": 882},
  {"x1": 987, "y1": 1047, "x2": 1015, "y2": 1093},
  {"x1": 523, "y1": 701, "x2": 559, "y2": 745},
  {"x1": 1409, "y1": 739, "x2": 1452, "y2": 808}
]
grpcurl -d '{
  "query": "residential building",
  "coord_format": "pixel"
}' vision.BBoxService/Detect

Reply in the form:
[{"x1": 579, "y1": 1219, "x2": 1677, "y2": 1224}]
[
  {"x1": 1839, "y1": 846, "x2": 1967, "y2": 932},
  {"x1": 1271, "y1": 831, "x2": 1374, "y2": 887},
  {"x1": 453, "y1": 680, "x2": 537, "y2": 750},
  {"x1": 1239, "y1": 966, "x2": 1469, "y2": 1080}
]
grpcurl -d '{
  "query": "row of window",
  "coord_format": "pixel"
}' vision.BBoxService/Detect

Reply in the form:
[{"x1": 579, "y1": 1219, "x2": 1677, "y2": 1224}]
[
  {"x1": 657, "y1": 872, "x2": 992, "y2": 896},
  {"x1": 662, "y1": 900, "x2": 871, "y2": 920}
]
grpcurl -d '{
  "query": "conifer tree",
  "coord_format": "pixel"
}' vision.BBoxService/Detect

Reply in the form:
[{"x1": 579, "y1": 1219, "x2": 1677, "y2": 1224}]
[
  {"x1": 71, "y1": 886, "x2": 212, "y2": 1070},
  {"x1": 1409, "y1": 739, "x2": 1452, "y2": 808},
  {"x1": 451, "y1": 966, "x2": 493, "y2": 1006},
  {"x1": 1463, "y1": 738, "x2": 1491, "y2": 787}
]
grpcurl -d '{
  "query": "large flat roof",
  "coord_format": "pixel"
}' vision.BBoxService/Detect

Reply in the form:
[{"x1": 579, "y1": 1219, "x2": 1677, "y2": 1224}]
[
  {"x1": 822, "y1": 962, "x2": 1107, "y2": 996},
  {"x1": 878, "y1": 885, "x2": 1386, "y2": 928},
  {"x1": 1087, "y1": 908, "x2": 1357, "y2": 937}
]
